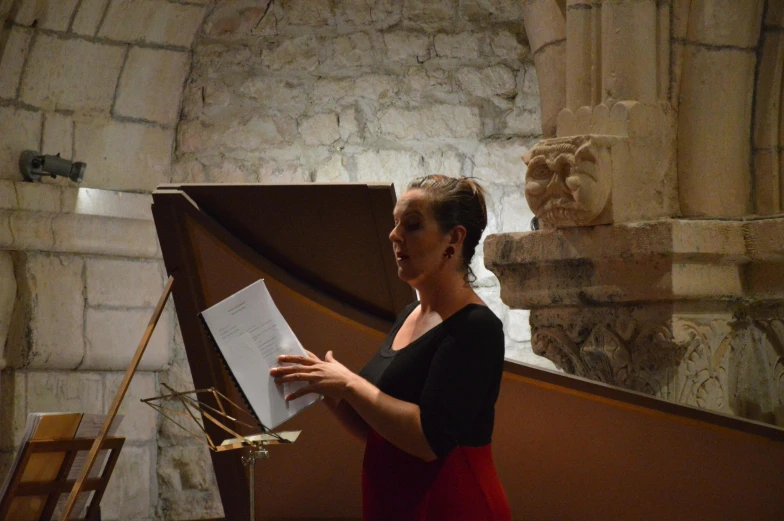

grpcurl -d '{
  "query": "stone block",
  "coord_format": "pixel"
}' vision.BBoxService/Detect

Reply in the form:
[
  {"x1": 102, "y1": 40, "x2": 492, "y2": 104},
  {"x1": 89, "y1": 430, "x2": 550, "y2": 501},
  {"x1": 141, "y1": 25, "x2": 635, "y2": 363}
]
[
  {"x1": 753, "y1": 151, "x2": 781, "y2": 215},
  {"x1": 406, "y1": 67, "x2": 453, "y2": 103},
  {"x1": 0, "y1": 252, "x2": 15, "y2": 368},
  {"x1": 12, "y1": 0, "x2": 79, "y2": 31},
  {"x1": 299, "y1": 113, "x2": 340, "y2": 145},
  {"x1": 14, "y1": 182, "x2": 61, "y2": 212},
  {"x1": 686, "y1": 0, "x2": 764, "y2": 48},
  {"x1": 314, "y1": 154, "x2": 350, "y2": 182},
  {"x1": 98, "y1": 0, "x2": 205, "y2": 48},
  {"x1": 500, "y1": 189, "x2": 534, "y2": 231},
  {"x1": 104, "y1": 372, "x2": 157, "y2": 442},
  {"x1": 503, "y1": 107, "x2": 541, "y2": 136},
  {"x1": 521, "y1": 0, "x2": 565, "y2": 54},
  {"x1": 102, "y1": 445, "x2": 153, "y2": 520},
  {"x1": 320, "y1": 32, "x2": 376, "y2": 73},
  {"x1": 335, "y1": 0, "x2": 373, "y2": 26},
  {"x1": 86, "y1": 258, "x2": 163, "y2": 307},
  {"x1": 457, "y1": 65, "x2": 516, "y2": 98},
  {"x1": 311, "y1": 77, "x2": 356, "y2": 107},
  {"x1": 42, "y1": 112, "x2": 73, "y2": 160},
  {"x1": 83, "y1": 307, "x2": 171, "y2": 371},
  {"x1": 384, "y1": 31, "x2": 431, "y2": 63},
  {"x1": 59, "y1": 186, "x2": 153, "y2": 221},
  {"x1": 239, "y1": 77, "x2": 309, "y2": 116},
  {"x1": 74, "y1": 119, "x2": 174, "y2": 191},
  {"x1": 424, "y1": 148, "x2": 464, "y2": 178},
  {"x1": 0, "y1": 107, "x2": 41, "y2": 181},
  {"x1": 338, "y1": 107, "x2": 360, "y2": 143},
  {"x1": 158, "y1": 444, "x2": 214, "y2": 492},
  {"x1": 403, "y1": 0, "x2": 455, "y2": 30},
  {"x1": 491, "y1": 31, "x2": 528, "y2": 64},
  {"x1": 157, "y1": 444, "x2": 224, "y2": 520},
  {"x1": 376, "y1": 105, "x2": 481, "y2": 140},
  {"x1": 6, "y1": 253, "x2": 85, "y2": 370},
  {"x1": 258, "y1": 160, "x2": 308, "y2": 184},
  {"x1": 678, "y1": 46, "x2": 755, "y2": 217},
  {"x1": 0, "y1": 371, "x2": 26, "y2": 450},
  {"x1": 115, "y1": 48, "x2": 190, "y2": 126},
  {"x1": 20, "y1": 35, "x2": 124, "y2": 113},
  {"x1": 434, "y1": 32, "x2": 482, "y2": 59},
  {"x1": 472, "y1": 137, "x2": 532, "y2": 185},
  {"x1": 71, "y1": 0, "x2": 110, "y2": 36},
  {"x1": 283, "y1": 0, "x2": 335, "y2": 26},
  {"x1": 25, "y1": 371, "x2": 104, "y2": 416},
  {"x1": 753, "y1": 32, "x2": 784, "y2": 150},
  {"x1": 507, "y1": 308, "x2": 531, "y2": 343},
  {"x1": 262, "y1": 35, "x2": 320, "y2": 71},
  {"x1": 355, "y1": 149, "x2": 426, "y2": 196},
  {"x1": 0, "y1": 26, "x2": 33, "y2": 99},
  {"x1": 459, "y1": 0, "x2": 524, "y2": 23},
  {"x1": 171, "y1": 159, "x2": 207, "y2": 183},
  {"x1": 7, "y1": 211, "x2": 54, "y2": 251},
  {"x1": 767, "y1": 1, "x2": 784, "y2": 28}
]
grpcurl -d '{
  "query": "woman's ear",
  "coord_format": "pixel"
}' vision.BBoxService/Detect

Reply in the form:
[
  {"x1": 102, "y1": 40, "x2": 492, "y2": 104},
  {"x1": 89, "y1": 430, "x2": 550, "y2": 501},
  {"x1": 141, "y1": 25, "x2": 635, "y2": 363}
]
[{"x1": 450, "y1": 225, "x2": 467, "y2": 247}]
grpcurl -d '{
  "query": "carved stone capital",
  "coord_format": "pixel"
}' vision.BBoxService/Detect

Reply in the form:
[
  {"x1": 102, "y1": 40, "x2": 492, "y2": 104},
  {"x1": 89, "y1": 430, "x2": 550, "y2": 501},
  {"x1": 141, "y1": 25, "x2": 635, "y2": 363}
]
[{"x1": 529, "y1": 307, "x2": 784, "y2": 425}]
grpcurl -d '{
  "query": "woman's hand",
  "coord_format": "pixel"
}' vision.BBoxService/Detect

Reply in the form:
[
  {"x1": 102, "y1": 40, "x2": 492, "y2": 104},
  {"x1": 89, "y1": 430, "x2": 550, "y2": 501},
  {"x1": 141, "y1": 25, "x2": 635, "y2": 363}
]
[{"x1": 270, "y1": 350, "x2": 359, "y2": 402}]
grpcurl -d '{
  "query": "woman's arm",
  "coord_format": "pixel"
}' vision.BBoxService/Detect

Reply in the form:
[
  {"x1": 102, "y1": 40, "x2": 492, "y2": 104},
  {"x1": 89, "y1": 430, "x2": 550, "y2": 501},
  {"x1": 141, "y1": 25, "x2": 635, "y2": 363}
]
[
  {"x1": 273, "y1": 352, "x2": 437, "y2": 461},
  {"x1": 323, "y1": 396, "x2": 370, "y2": 442}
]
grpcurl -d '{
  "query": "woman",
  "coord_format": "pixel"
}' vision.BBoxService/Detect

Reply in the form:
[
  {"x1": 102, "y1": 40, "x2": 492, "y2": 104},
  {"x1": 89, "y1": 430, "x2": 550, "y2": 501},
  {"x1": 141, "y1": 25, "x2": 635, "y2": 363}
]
[{"x1": 270, "y1": 175, "x2": 511, "y2": 521}]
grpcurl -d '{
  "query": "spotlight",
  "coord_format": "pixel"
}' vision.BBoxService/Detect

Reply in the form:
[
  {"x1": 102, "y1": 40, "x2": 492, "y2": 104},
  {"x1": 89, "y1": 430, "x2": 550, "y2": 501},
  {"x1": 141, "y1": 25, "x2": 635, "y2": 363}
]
[{"x1": 20, "y1": 151, "x2": 86, "y2": 183}]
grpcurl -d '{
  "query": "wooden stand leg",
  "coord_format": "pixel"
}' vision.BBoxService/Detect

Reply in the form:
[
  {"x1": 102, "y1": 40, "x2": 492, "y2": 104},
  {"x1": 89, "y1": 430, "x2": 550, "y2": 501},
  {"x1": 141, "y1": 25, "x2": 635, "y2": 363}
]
[{"x1": 57, "y1": 276, "x2": 174, "y2": 521}]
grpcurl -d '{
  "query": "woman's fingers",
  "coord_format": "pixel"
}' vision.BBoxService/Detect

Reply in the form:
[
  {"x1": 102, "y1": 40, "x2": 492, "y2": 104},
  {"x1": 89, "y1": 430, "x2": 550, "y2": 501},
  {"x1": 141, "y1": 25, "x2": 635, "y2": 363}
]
[
  {"x1": 270, "y1": 364, "x2": 315, "y2": 377},
  {"x1": 278, "y1": 372, "x2": 321, "y2": 384},
  {"x1": 285, "y1": 385, "x2": 318, "y2": 401},
  {"x1": 278, "y1": 354, "x2": 317, "y2": 365},
  {"x1": 304, "y1": 349, "x2": 320, "y2": 360}
]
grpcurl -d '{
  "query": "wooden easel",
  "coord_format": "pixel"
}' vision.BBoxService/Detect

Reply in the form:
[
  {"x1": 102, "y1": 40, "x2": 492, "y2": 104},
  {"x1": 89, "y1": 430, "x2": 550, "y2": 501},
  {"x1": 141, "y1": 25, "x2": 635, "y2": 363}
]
[
  {"x1": 0, "y1": 437, "x2": 124, "y2": 521},
  {"x1": 53, "y1": 276, "x2": 174, "y2": 521}
]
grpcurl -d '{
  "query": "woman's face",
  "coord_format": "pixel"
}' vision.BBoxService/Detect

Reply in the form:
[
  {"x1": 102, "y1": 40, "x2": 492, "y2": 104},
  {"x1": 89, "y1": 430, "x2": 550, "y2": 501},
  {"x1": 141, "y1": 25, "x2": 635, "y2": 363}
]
[{"x1": 389, "y1": 189, "x2": 451, "y2": 284}]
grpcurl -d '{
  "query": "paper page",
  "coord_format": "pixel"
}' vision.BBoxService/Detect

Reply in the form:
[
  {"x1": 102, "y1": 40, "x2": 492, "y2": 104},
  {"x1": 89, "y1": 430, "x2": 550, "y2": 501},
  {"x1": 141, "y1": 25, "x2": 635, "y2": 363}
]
[
  {"x1": 51, "y1": 414, "x2": 124, "y2": 520},
  {"x1": 201, "y1": 279, "x2": 321, "y2": 430}
]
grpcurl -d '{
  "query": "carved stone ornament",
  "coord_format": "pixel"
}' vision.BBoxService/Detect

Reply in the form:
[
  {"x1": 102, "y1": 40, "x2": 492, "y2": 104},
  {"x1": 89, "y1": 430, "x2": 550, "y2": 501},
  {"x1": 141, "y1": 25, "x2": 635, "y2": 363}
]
[
  {"x1": 532, "y1": 313, "x2": 784, "y2": 424},
  {"x1": 523, "y1": 135, "x2": 613, "y2": 228}
]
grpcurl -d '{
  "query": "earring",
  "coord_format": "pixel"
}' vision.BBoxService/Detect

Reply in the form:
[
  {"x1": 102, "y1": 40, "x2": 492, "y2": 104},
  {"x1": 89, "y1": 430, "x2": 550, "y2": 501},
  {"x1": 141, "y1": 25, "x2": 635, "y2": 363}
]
[{"x1": 443, "y1": 246, "x2": 454, "y2": 259}]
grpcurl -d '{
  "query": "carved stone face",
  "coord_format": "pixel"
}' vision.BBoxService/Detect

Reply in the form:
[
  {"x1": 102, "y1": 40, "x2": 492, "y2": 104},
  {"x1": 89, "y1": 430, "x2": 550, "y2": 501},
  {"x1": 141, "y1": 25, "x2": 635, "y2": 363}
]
[{"x1": 524, "y1": 136, "x2": 612, "y2": 227}]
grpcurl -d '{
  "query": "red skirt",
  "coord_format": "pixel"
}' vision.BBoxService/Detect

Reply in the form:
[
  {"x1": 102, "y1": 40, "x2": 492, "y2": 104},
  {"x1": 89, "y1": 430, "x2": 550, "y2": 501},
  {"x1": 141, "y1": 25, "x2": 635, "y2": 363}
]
[{"x1": 362, "y1": 429, "x2": 511, "y2": 521}]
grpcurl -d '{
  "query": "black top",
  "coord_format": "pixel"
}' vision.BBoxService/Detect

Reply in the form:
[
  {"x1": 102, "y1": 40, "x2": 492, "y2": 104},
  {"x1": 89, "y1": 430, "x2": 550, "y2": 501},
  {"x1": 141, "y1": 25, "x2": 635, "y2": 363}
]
[{"x1": 358, "y1": 301, "x2": 505, "y2": 459}]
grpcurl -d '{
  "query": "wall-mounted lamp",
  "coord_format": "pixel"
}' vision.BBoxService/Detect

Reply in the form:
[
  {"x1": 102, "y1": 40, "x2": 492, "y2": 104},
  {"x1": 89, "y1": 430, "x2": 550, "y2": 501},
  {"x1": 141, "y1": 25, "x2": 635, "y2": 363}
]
[{"x1": 19, "y1": 150, "x2": 86, "y2": 183}]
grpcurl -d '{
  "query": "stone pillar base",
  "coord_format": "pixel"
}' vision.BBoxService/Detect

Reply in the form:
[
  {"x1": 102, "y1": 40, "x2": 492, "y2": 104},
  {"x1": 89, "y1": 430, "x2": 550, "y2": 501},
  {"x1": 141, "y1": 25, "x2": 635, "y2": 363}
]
[{"x1": 486, "y1": 218, "x2": 784, "y2": 425}]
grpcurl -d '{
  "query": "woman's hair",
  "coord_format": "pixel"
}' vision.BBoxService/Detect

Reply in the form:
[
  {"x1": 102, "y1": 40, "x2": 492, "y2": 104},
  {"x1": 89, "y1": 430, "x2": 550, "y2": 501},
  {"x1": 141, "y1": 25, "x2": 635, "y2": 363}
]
[{"x1": 406, "y1": 175, "x2": 488, "y2": 284}]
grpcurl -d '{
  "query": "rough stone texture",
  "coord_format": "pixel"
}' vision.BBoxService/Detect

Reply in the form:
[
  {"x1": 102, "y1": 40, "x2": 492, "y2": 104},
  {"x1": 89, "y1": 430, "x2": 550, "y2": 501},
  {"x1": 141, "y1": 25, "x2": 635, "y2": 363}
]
[
  {"x1": 0, "y1": 107, "x2": 41, "y2": 181},
  {"x1": 115, "y1": 48, "x2": 190, "y2": 126},
  {"x1": 86, "y1": 258, "x2": 164, "y2": 308},
  {"x1": 678, "y1": 47, "x2": 755, "y2": 217},
  {"x1": 457, "y1": 65, "x2": 517, "y2": 99},
  {"x1": 157, "y1": 444, "x2": 224, "y2": 520},
  {"x1": 11, "y1": 0, "x2": 80, "y2": 31},
  {"x1": 74, "y1": 119, "x2": 174, "y2": 191},
  {"x1": 99, "y1": 0, "x2": 206, "y2": 48},
  {"x1": 0, "y1": 252, "x2": 15, "y2": 369},
  {"x1": 42, "y1": 112, "x2": 74, "y2": 160},
  {"x1": 434, "y1": 32, "x2": 482, "y2": 59},
  {"x1": 299, "y1": 113, "x2": 340, "y2": 145},
  {"x1": 71, "y1": 0, "x2": 110, "y2": 36},
  {"x1": 0, "y1": 371, "x2": 25, "y2": 450},
  {"x1": 104, "y1": 372, "x2": 158, "y2": 442},
  {"x1": 102, "y1": 445, "x2": 154, "y2": 521},
  {"x1": 383, "y1": 31, "x2": 431, "y2": 63},
  {"x1": 20, "y1": 34, "x2": 125, "y2": 113},
  {"x1": 685, "y1": 0, "x2": 764, "y2": 48},
  {"x1": 5, "y1": 253, "x2": 85, "y2": 370},
  {"x1": 376, "y1": 105, "x2": 481, "y2": 140},
  {"x1": 0, "y1": 26, "x2": 33, "y2": 99},
  {"x1": 83, "y1": 307, "x2": 171, "y2": 371},
  {"x1": 25, "y1": 370, "x2": 104, "y2": 415}
]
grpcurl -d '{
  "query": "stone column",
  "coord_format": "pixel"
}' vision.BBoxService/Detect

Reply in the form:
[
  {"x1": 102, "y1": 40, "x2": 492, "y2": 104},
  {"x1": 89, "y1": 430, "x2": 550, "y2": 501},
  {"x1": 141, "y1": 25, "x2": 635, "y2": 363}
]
[{"x1": 486, "y1": 0, "x2": 784, "y2": 426}]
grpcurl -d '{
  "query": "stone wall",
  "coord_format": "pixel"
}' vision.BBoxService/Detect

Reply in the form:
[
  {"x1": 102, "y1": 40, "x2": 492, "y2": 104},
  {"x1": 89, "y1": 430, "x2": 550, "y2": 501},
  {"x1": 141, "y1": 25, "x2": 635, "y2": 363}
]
[
  {"x1": 0, "y1": 0, "x2": 208, "y2": 519},
  {"x1": 0, "y1": 0, "x2": 547, "y2": 519}
]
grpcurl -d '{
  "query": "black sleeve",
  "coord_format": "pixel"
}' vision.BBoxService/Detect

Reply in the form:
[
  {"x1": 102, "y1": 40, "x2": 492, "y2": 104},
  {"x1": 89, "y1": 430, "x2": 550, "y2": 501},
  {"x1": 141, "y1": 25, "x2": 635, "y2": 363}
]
[{"x1": 418, "y1": 308, "x2": 505, "y2": 459}]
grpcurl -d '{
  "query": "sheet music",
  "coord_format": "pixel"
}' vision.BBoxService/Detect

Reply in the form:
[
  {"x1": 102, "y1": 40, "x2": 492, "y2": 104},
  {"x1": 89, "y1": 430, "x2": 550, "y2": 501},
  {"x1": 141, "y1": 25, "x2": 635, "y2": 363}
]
[{"x1": 200, "y1": 279, "x2": 321, "y2": 430}]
